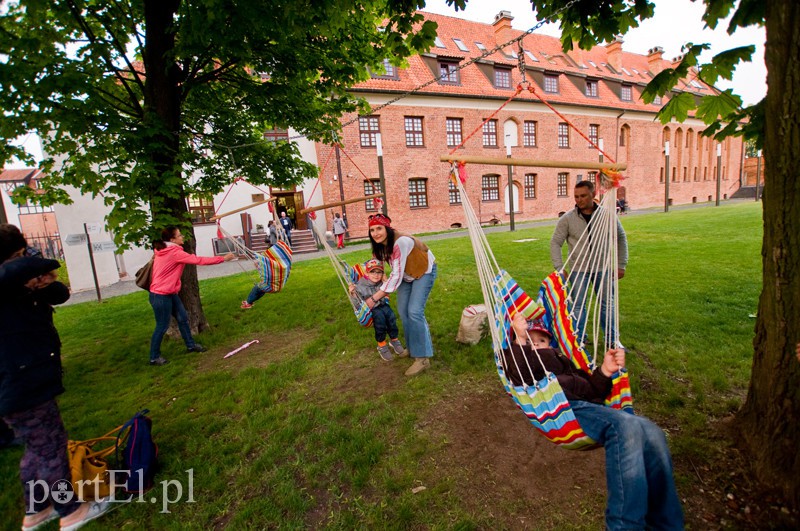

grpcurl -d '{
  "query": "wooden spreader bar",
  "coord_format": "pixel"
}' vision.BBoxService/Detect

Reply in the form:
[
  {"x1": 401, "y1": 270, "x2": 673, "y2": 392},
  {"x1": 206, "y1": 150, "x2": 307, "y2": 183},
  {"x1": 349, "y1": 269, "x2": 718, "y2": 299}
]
[
  {"x1": 440, "y1": 155, "x2": 626, "y2": 171},
  {"x1": 209, "y1": 197, "x2": 277, "y2": 221},
  {"x1": 299, "y1": 194, "x2": 385, "y2": 215}
]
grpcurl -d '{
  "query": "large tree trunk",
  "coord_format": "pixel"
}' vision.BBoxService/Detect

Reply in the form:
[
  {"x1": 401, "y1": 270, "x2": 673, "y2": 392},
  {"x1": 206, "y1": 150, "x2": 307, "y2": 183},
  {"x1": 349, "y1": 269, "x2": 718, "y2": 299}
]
[
  {"x1": 144, "y1": 0, "x2": 209, "y2": 334},
  {"x1": 738, "y1": 0, "x2": 800, "y2": 508}
]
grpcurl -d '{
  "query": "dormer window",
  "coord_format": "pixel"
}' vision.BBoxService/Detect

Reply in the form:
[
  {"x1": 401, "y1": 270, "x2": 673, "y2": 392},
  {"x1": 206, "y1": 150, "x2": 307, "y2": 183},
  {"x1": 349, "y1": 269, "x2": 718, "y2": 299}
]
[
  {"x1": 653, "y1": 95, "x2": 662, "y2": 105},
  {"x1": 585, "y1": 79, "x2": 598, "y2": 98},
  {"x1": 370, "y1": 58, "x2": 399, "y2": 80},
  {"x1": 544, "y1": 74, "x2": 559, "y2": 94},
  {"x1": 620, "y1": 85, "x2": 633, "y2": 102},
  {"x1": 494, "y1": 67, "x2": 512, "y2": 89},
  {"x1": 439, "y1": 61, "x2": 460, "y2": 84}
]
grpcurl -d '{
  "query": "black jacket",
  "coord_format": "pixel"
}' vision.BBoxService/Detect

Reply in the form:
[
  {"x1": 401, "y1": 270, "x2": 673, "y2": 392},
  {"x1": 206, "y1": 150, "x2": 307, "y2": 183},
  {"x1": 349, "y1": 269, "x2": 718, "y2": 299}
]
[
  {"x1": 0, "y1": 257, "x2": 70, "y2": 415},
  {"x1": 501, "y1": 343, "x2": 612, "y2": 404}
]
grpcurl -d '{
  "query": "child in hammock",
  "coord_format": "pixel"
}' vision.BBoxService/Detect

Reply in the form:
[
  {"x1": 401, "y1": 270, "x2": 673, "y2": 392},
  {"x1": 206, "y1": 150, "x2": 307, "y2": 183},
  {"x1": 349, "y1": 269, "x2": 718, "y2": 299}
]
[
  {"x1": 348, "y1": 259, "x2": 405, "y2": 362},
  {"x1": 502, "y1": 313, "x2": 622, "y2": 402},
  {"x1": 503, "y1": 313, "x2": 684, "y2": 529}
]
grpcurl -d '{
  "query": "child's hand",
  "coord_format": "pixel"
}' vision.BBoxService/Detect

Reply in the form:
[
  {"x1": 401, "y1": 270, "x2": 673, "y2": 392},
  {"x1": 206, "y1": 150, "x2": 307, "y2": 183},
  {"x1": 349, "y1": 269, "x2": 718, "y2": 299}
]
[
  {"x1": 25, "y1": 270, "x2": 58, "y2": 290},
  {"x1": 511, "y1": 313, "x2": 528, "y2": 341},
  {"x1": 348, "y1": 284, "x2": 356, "y2": 296},
  {"x1": 601, "y1": 349, "x2": 626, "y2": 377}
]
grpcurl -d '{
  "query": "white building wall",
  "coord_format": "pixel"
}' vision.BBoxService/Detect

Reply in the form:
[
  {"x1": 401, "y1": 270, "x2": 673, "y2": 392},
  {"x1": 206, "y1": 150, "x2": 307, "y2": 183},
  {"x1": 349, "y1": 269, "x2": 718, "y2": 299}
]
[{"x1": 51, "y1": 132, "x2": 322, "y2": 291}]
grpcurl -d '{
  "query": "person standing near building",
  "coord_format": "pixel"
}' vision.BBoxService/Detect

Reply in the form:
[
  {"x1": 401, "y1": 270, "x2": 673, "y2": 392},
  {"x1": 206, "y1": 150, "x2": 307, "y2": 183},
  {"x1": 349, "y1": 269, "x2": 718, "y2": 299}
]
[
  {"x1": 332, "y1": 212, "x2": 347, "y2": 249},
  {"x1": 279, "y1": 211, "x2": 293, "y2": 247},
  {"x1": 306, "y1": 211, "x2": 321, "y2": 248},
  {"x1": 550, "y1": 180, "x2": 628, "y2": 346},
  {"x1": 148, "y1": 227, "x2": 234, "y2": 365}
]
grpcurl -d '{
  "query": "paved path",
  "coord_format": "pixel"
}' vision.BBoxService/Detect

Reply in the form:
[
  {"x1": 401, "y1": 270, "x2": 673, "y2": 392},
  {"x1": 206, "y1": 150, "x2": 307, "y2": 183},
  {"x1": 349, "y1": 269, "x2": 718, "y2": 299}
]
[{"x1": 64, "y1": 199, "x2": 750, "y2": 305}]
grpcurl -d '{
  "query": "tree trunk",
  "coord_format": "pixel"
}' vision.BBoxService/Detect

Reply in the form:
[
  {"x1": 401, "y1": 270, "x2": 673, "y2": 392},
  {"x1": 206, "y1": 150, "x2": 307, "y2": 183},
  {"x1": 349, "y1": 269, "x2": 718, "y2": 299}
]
[
  {"x1": 143, "y1": 0, "x2": 209, "y2": 335},
  {"x1": 738, "y1": 0, "x2": 800, "y2": 508}
]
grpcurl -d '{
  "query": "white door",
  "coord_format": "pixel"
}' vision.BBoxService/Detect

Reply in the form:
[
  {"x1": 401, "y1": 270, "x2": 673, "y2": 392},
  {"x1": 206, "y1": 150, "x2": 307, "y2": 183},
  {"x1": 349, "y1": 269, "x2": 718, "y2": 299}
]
[{"x1": 504, "y1": 183, "x2": 520, "y2": 214}]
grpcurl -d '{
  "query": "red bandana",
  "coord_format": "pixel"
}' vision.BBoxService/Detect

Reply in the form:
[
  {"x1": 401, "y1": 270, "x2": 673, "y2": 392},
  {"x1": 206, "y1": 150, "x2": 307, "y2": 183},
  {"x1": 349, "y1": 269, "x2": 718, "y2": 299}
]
[{"x1": 368, "y1": 214, "x2": 392, "y2": 228}]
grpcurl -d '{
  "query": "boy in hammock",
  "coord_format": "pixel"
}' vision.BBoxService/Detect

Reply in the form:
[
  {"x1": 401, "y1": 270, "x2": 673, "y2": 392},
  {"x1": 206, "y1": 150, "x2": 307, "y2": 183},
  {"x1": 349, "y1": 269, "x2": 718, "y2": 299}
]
[
  {"x1": 348, "y1": 259, "x2": 405, "y2": 362},
  {"x1": 502, "y1": 313, "x2": 684, "y2": 530}
]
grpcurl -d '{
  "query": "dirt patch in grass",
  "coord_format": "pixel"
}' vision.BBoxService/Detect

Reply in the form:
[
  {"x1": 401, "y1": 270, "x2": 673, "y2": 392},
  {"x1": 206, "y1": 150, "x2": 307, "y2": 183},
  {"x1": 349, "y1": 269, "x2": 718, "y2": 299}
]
[
  {"x1": 195, "y1": 328, "x2": 319, "y2": 374},
  {"x1": 419, "y1": 380, "x2": 607, "y2": 528}
]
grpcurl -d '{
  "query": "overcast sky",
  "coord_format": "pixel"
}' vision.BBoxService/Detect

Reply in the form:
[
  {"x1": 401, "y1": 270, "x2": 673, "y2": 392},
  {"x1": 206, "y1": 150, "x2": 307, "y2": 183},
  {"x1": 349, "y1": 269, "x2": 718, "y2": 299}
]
[
  {"x1": 7, "y1": 0, "x2": 766, "y2": 168},
  {"x1": 423, "y1": 0, "x2": 766, "y2": 105}
]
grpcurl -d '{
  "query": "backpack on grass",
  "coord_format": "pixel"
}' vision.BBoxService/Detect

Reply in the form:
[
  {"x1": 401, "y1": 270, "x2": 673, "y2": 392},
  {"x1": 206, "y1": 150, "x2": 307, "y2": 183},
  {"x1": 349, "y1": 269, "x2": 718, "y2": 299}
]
[{"x1": 116, "y1": 409, "x2": 158, "y2": 493}]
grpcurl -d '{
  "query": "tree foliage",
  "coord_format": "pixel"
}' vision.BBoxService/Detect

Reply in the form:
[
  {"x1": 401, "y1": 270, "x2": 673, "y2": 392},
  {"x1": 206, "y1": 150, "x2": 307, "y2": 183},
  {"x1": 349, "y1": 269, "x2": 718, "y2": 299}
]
[{"x1": 0, "y1": 0, "x2": 438, "y2": 245}]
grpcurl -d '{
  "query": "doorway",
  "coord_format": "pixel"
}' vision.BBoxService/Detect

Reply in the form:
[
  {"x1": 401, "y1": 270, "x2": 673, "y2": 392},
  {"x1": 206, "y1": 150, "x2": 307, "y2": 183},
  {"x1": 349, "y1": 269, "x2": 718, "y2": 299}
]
[{"x1": 273, "y1": 190, "x2": 306, "y2": 230}]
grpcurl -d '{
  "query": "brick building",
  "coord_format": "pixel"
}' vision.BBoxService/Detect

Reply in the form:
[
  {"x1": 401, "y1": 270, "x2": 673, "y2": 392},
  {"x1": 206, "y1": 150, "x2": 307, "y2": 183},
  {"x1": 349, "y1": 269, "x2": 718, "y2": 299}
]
[{"x1": 314, "y1": 10, "x2": 744, "y2": 237}]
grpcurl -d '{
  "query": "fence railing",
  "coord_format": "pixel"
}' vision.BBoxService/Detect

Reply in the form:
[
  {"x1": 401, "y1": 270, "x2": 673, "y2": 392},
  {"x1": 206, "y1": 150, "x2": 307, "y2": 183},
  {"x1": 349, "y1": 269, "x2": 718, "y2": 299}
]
[{"x1": 24, "y1": 232, "x2": 64, "y2": 261}]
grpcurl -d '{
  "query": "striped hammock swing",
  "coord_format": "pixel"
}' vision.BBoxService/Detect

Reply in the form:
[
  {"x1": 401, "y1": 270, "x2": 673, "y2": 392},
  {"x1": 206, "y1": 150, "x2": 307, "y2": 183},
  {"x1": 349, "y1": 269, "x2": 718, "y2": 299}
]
[
  {"x1": 216, "y1": 224, "x2": 293, "y2": 293},
  {"x1": 452, "y1": 162, "x2": 633, "y2": 450},
  {"x1": 310, "y1": 219, "x2": 374, "y2": 327}
]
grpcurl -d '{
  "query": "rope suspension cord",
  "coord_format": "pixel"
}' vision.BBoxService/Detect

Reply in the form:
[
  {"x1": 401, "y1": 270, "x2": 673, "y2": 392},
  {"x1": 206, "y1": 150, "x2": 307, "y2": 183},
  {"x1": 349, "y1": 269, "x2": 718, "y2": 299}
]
[
  {"x1": 525, "y1": 84, "x2": 617, "y2": 164},
  {"x1": 205, "y1": 0, "x2": 582, "y2": 151}
]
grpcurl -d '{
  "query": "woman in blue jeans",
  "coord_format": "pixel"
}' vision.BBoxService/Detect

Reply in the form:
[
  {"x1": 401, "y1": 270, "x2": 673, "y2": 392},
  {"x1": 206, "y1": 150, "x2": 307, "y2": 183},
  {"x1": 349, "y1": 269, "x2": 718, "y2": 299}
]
[
  {"x1": 148, "y1": 227, "x2": 234, "y2": 365},
  {"x1": 364, "y1": 214, "x2": 436, "y2": 376}
]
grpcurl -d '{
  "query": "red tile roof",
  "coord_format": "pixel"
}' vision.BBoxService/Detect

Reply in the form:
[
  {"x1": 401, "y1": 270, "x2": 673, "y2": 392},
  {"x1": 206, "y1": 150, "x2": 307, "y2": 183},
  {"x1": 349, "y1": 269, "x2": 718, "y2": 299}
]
[
  {"x1": 0, "y1": 168, "x2": 41, "y2": 184},
  {"x1": 354, "y1": 11, "x2": 716, "y2": 113}
]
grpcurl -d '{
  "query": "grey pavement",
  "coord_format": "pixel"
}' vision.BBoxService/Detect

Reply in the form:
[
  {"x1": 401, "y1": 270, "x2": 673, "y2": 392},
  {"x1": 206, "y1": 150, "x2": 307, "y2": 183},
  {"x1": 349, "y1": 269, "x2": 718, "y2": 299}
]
[{"x1": 63, "y1": 199, "x2": 751, "y2": 305}]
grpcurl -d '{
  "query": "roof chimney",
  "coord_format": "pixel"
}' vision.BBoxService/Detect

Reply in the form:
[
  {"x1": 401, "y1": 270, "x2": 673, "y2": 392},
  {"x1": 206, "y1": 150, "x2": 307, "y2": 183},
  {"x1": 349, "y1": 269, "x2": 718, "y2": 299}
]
[
  {"x1": 493, "y1": 10, "x2": 514, "y2": 46},
  {"x1": 605, "y1": 35, "x2": 624, "y2": 72},
  {"x1": 647, "y1": 46, "x2": 665, "y2": 74}
]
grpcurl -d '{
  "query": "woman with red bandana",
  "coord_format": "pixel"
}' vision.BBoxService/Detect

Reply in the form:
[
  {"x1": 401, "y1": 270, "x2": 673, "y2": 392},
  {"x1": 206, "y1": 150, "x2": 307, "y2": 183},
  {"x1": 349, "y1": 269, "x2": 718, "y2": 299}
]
[{"x1": 365, "y1": 214, "x2": 437, "y2": 376}]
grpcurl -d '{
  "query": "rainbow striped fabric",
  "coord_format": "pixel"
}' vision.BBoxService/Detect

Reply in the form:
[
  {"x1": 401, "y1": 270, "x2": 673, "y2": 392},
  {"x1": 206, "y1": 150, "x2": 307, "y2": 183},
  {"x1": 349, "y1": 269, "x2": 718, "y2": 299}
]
[
  {"x1": 342, "y1": 259, "x2": 374, "y2": 328},
  {"x1": 538, "y1": 271, "x2": 633, "y2": 413},
  {"x1": 492, "y1": 270, "x2": 545, "y2": 348},
  {"x1": 255, "y1": 240, "x2": 292, "y2": 293}
]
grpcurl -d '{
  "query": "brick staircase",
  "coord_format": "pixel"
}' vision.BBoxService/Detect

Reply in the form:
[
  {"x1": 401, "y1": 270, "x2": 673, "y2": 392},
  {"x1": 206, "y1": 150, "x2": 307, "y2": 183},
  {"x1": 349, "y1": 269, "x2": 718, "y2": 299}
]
[{"x1": 247, "y1": 229, "x2": 318, "y2": 254}]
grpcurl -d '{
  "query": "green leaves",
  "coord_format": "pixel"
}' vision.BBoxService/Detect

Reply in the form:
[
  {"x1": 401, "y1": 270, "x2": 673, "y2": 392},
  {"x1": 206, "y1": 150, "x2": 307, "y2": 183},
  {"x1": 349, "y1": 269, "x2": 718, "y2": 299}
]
[
  {"x1": 656, "y1": 92, "x2": 696, "y2": 124},
  {"x1": 701, "y1": 46, "x2": 755, "y2": 85}
]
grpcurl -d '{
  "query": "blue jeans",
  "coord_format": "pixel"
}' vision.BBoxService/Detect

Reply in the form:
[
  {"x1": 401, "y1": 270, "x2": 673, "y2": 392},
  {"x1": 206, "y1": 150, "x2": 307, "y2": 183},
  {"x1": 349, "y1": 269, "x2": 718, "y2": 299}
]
[
  {"x1": 571, "y1": 401, "x2": 684, "y2": 530},
  {"x1": 371, "y1": 303, "x2": 399, "y2": 343},
  {"x1": 569, "y1": 271, "x2": 617, "y2": 345},
  {"x1": 246, "y1": 285, "x2": 267, "y2": 305},
  {"x1": 396, "y1": 263, "x2": 437, "y2": 359},
  {"x1": 149, "y1": 292, "x2": 197, "y2": 360}
]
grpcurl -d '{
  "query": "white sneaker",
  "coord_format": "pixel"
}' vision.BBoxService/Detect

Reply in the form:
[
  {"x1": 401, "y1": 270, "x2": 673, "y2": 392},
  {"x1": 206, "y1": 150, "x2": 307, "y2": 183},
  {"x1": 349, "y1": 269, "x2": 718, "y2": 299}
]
[
  {"x1": 22, "y1": 505, "x2": 58, "y2": 531},
  {"x1": 60, "y1": 500, "x2": 110, "y2": 531}
]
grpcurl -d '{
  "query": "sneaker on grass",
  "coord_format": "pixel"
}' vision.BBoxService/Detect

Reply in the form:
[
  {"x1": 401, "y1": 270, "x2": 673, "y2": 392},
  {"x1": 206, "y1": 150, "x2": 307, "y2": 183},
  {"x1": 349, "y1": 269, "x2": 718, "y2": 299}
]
[
  {"x1": 60, "y1": 500, "x2": 111, "y2": 531},
  {"x1": 377, "y1": 344, "x2": 394, "y2": 362},
  {"x1": 389, "y1": 339, "x2": 406, "y2": 356},
  {"x1": 22, "y1": 505, "x2": 58, "y2": 531}
]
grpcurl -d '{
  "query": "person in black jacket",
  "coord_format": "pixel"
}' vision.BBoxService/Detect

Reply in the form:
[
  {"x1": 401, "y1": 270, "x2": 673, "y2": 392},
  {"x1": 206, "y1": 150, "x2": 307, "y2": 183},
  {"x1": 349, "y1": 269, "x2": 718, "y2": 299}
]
[
  {"x1": 0, "y1": 224, "x2": 109, "y2": 530},
  {"x1": 502, "y1": 313, "x2": 684, "y2": 531}
]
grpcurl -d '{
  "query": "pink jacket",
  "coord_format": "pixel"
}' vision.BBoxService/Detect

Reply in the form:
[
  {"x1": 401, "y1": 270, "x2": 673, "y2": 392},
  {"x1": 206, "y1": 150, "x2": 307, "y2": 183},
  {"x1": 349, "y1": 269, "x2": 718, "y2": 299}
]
[{"x1": 149, "y1": 243, "x2": 224, "y2": 295}]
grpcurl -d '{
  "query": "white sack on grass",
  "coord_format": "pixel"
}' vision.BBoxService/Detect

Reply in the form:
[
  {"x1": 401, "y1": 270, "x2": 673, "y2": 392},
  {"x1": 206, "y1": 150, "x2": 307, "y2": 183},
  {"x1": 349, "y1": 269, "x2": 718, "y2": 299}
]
[{"x1": 456, "y1": 304, "x2": 488, "y2": 345}]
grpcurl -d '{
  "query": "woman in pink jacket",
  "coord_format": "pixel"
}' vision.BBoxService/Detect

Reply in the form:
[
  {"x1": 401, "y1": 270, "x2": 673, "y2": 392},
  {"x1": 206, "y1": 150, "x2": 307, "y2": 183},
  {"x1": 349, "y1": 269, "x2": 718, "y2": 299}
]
[{"x1": 148, "y1": 227, "x2": 234, "y2": 366}]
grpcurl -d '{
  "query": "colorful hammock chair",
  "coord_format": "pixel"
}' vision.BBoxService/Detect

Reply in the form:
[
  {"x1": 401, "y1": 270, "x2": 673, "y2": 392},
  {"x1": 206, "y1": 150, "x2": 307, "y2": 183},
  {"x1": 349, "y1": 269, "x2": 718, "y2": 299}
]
[
  {"x1": 310, "y1": 220, "x2": 374, "y2": 328},
  {"x1": 216, "y1": 224, "x2": 293, "y2": 293},
  {"x1": 452, "y1": 162, "x2": 633, "y2": 450}
]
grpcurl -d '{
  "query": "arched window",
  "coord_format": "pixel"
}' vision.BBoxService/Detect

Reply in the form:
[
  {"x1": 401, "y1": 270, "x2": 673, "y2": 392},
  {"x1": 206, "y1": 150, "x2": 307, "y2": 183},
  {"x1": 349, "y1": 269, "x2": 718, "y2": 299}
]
[{"x1": 503, "y1": 119, "x2": 518, "y2": 147}]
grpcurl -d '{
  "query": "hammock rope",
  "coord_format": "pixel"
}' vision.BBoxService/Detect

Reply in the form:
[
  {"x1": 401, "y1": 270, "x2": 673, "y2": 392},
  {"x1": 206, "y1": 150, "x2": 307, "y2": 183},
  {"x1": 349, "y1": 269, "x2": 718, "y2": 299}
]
[{"x1": 451, "y1": 162, "x2": 632, "y2": 450}]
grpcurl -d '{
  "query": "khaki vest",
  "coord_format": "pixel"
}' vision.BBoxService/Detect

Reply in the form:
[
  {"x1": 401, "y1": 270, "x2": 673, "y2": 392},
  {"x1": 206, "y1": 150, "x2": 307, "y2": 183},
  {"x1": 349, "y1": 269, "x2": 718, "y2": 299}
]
[{"x1": 397, "y1": 233, "x2": 429, "y2": 279}]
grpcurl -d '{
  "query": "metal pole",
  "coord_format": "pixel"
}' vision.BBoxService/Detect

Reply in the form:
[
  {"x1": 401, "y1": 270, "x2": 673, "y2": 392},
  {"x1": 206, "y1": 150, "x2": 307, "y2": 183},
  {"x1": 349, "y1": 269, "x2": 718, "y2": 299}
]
[
  {"x1": 506, "y1": 137, "x2": 515, "y2": 231},
  {"x1": 755, "y1": 150, "x2": 762, "y2": 201},
  {"x1": 664, "y1": 141, "x2": 670, "y2": 213},
  {"x1": 376, "y1": 133, "x2": 388, "y2": 216},
  {"x1": 83, "y1": 223, "x2": 102, "y2": 302},
  {"x1": 715, "y1": 143, "x2": 722, "y2": 206},
  {"x1": 334, "y1": 143, "x2": 348, "y2": 237}
]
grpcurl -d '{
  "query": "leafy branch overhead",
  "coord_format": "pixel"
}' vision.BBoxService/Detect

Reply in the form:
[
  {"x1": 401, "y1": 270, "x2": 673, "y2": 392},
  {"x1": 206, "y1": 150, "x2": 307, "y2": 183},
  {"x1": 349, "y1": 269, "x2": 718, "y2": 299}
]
[{"x1": 0, "y1": 0, "x2": 438, "y2": 246}]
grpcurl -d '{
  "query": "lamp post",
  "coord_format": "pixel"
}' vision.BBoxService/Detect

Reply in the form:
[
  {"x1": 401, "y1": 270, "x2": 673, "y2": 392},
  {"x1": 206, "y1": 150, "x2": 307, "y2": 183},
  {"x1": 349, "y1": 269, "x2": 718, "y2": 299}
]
[
  {"x1": 715, "y1": 143, "x2": 722, "y2": 206},
  {"x1": 506, "y1": 136, "x2": 515, "y2": 231},
  {"x1": 755, "y1": 149, "x2": 762, "y2": 201},
  {"x1": 664, "y1": 141, "x2": 670, "y2": 212},
  {"x1": 376, "y1": 133, "x2": 388, "y2": 216}
]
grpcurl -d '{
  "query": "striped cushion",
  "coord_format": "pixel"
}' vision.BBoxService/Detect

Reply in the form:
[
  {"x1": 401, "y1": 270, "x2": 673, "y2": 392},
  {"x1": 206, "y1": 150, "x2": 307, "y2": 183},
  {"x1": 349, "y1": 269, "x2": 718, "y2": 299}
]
[{"x1": 256, "y1": 240, "x2": 292, "y2": 293}]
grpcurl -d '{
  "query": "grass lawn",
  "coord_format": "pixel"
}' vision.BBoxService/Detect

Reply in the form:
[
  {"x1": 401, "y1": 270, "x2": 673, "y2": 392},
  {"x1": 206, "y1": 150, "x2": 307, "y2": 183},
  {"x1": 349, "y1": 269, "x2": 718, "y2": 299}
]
[{"x1": 0, "y1": 202, "x2": 763, "y2": 529}]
